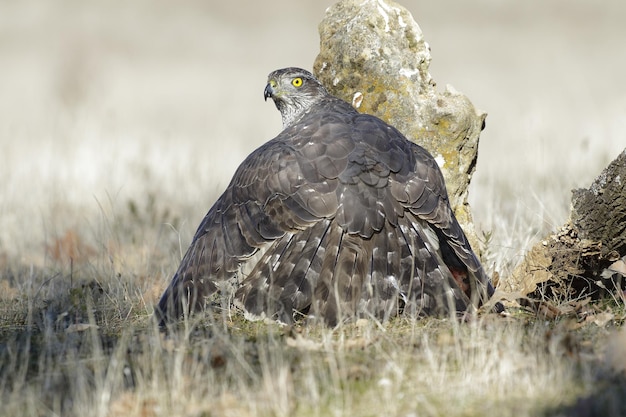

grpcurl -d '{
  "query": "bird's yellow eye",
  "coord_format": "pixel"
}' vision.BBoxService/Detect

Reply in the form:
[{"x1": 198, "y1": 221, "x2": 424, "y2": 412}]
[{"x1": 292, "y1": 77, "x2": 303, "y2": 87}]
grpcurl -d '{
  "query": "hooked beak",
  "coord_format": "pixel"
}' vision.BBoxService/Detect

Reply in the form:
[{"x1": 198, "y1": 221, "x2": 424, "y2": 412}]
[{"x1": 263, "y1": 83, "x2": 273, "y2": 101}]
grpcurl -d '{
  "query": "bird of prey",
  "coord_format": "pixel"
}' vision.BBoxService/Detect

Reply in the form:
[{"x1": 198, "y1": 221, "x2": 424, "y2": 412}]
[{"x1": 155, "y1": 67, "x2": 500, "y2": 327}]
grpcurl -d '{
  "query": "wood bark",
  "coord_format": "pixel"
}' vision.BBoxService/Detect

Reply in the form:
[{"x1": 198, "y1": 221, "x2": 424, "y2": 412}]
[{"x1": 509, "y1": 149, "x2": 626, "y2": 302}]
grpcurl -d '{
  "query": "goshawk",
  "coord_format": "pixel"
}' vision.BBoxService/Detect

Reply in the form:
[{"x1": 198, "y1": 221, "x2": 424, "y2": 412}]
[{"x1": 156, "y1": 67, "x2": 501, "y2": 326}]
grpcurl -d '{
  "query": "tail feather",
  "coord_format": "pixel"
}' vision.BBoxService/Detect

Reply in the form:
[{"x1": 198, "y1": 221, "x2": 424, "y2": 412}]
[
  {"x1": 402, "y1": 213, "x2": 471, "y2": 315},
  {"x1": 314, "y1": 231, "x2": 371, "y2": 325},
  {"x1": 235, "y1": 219, "x2": 336, "y2": 322},
  {"x1": 312, "y1": 214, "x2": 476, "y2": 325},
  {"x1": 158, "y1": 210, "x2": 499, "y2": 327}
]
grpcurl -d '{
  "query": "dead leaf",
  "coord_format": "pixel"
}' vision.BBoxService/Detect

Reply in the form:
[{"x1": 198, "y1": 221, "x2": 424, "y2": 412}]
[
  {"x1": 583, "y1": 311, "x2": 614, "y2": 327},
  {"x1": 508, "y1": 241, "x2": 553, "y2": 296},
  {"x1": 602, "y1": 257, "x2": 626, "y2": 278}
]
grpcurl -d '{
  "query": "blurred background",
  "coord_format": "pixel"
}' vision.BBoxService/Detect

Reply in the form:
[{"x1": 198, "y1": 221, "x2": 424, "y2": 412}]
[{"x1": 1, "y1": 0, "x2": 625, "y2": 274}]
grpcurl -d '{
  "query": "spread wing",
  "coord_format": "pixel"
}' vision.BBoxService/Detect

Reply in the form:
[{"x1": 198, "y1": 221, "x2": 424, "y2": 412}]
[
  {"x1": 155, "y1": 104, "x2": 355, "y2": 324},
  {"x1": 155, "y1": 98, "x2": 496, "y2": 326},
  {"x1": 237, "y1": 108, "x2": 495, "y2": 325}
]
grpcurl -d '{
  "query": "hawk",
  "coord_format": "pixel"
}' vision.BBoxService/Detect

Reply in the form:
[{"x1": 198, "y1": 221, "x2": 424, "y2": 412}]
[{"x1": 155, "y1": 67, "x2": 501, "y2": 327}]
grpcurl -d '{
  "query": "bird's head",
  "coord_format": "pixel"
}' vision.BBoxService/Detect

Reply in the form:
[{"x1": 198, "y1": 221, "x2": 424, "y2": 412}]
[{"x1": 264, "y1": 67, "x2": 328, "y2": 128}]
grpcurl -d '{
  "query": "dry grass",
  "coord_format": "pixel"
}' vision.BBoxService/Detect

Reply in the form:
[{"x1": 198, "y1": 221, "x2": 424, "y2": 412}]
[
  {"x1": 2, "y1": 1, "x2": 626, "y2": 416},
  {"x1": 1, "y1": 265, "x2": 624, "y2": 417}
]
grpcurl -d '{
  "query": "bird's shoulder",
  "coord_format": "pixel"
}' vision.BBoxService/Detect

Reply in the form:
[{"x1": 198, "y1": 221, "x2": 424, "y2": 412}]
[{"x1": 226, "y1": 92, "x2": 448, "y2": 208}]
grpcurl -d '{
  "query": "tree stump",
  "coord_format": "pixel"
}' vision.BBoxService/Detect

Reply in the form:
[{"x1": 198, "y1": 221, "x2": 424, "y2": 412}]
[
  {"x1": 571, "y1": 149, "x2": 626, "y2": 257},
  {"x1": 509, "y1": 149, "x2": 626, "y2": 303}
]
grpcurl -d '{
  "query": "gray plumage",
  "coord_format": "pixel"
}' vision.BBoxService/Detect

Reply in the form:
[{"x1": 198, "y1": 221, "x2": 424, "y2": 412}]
[{"x1": 155, "y1": 67, "x2": 500, "y2": 327}]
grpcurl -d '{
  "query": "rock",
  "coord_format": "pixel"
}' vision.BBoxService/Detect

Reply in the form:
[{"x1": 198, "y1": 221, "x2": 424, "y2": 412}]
[
  {"x1": 509, "y1": 149, "x2": 626, "y2": 302},
  {"x1": 313, "y1": 0, "x2": 487, "y2": 250}
]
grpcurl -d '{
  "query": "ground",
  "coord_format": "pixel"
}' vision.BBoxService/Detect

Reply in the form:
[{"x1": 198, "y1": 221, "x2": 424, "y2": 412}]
[{"x1": 1, "y1": 1, "x2": 625, "y2": 416}]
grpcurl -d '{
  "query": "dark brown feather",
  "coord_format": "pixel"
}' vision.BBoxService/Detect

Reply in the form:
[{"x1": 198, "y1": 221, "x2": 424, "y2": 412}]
[{"x1": 155, "y1": 68, "x2": 500, "y2": 327}]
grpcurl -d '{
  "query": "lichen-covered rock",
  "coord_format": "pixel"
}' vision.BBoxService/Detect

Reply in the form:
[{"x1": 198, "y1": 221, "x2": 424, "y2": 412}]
[{"x1": 313, "y1": 0, "x2": 486, "y2": 250}]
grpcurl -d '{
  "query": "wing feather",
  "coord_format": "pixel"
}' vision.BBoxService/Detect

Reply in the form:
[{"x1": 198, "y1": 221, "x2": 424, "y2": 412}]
[{"x1": 156, "y1": 77, "x2": 500, "y2": 326}]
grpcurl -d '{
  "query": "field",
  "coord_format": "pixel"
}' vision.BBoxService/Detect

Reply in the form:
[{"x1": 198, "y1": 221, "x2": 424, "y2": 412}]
[{"x1": 1, "y1": 1, "x2": 625, "y2": 416}]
